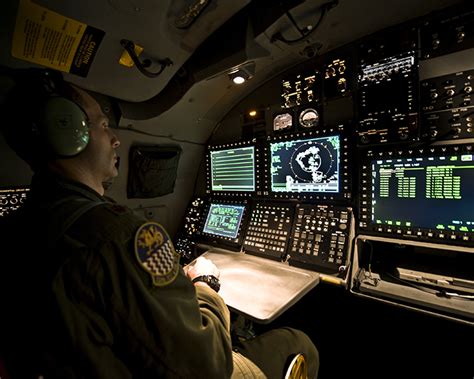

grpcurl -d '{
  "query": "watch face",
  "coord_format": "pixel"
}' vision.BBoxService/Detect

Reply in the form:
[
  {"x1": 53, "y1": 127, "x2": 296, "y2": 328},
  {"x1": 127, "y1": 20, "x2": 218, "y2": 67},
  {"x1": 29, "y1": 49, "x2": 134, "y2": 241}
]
[
  {"x1": 298, "y1": 108, "x2": 319, "y2": 128},
  {"x1": 273, "y1": 112, "x2": 293, "y2": 131}
]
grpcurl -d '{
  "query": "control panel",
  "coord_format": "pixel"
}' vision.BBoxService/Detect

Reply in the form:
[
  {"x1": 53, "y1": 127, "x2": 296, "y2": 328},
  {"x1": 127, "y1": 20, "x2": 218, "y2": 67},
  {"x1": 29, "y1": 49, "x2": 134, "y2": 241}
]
[
  {"x1": 243, "y1": 202, "x2": 294, "y2": 261},
  {"x1": 420, "y1": 70, "x2": 474, "y2": 140},
  {"x1": 177, "y1": 197, "x2": 355, "y2": 276},
  {"x1": 355, "y1": 24, "x2": 419, "y2": 146},
  {"x1": 281, "y1": 69, "x2": 322, "y2": 110},
  {"x1": 323, "y1": 58, "x2": 351, "y2": 99},
  {"x1": 420, "y1": 6, "x2": 474, "y2": 59},
  {"x1": 357, "y1": 50, "x2": 418, "y2": 145},
  {"x1": 288, "y1": 204, "x2": 352, "y2": 274},
  {"x1": 173, "y1": 197, "x2": 206, "y2": 261}
]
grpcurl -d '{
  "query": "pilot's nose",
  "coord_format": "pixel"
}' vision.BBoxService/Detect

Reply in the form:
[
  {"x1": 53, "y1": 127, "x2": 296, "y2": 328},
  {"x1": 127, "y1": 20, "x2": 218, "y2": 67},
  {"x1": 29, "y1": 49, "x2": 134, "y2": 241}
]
[{"x1": 111, "y1": 131, "x2": 120, "y2": 148}]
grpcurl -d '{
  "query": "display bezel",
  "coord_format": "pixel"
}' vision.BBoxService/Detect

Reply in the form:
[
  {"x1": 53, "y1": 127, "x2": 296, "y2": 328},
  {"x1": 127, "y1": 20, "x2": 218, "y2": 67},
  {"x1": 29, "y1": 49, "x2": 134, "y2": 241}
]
[
  {"x1": 198, "y1": 199, "x2": 249, "y2": 250},
  {"x1": 359, "y1": 143, "x2": 474, "y2": 246},
  {"x1": 263, "y1": 125, "x2": 351, "y2": 201},
  {"x1": 205, "y1": 139, "x2": 260, "y2": 197}
]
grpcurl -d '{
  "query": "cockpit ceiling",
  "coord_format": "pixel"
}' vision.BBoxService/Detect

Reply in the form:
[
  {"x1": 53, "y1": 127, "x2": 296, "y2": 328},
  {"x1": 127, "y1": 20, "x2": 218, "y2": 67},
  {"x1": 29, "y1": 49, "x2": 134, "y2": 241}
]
[
  {"x1": 0, "y1": 0, "x2": 251, "y2": 102},
  {"x1": 0, "y1": 0, "x2": 464, "y2": 106}
]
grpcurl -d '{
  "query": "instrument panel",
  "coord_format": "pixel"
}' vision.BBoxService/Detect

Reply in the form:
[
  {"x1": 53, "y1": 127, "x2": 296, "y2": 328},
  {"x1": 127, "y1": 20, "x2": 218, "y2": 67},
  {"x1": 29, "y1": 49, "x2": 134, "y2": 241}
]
[
  {"x1": 176, "y1": 3, "x2": 474, "y2": 299},
  {"x1": 176, "y1": 197, "x2": 354, "y2": 275}
]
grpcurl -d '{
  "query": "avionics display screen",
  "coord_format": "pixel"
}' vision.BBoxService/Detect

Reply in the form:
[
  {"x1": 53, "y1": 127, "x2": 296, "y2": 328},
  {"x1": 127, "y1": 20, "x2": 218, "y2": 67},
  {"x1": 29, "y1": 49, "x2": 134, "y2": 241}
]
[
  {"x1": 210, "y1": 146, "x2": 255, "y2": 192},
  {"x1": 371, "y1": 154, "x2": 474, "y2": 232},
  {"x1": 203, "y1": 203, "x2": 245, "y2": 239},
  {"x1": 270, "y1": 135, "x2": 340, "y2": 193},
  {"x1": 359, "y1": 53, "x2": 415, "y2": 116},
  {"x1": 0, "y1": 187, "x2": 30, "y2": 218}
]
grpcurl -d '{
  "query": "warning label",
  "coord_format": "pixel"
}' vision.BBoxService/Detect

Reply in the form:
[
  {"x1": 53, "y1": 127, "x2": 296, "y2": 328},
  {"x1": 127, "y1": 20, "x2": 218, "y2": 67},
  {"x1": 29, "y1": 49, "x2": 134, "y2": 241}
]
[{"x1": 11, "y1": 0, "x2": 105, "y2": 77}]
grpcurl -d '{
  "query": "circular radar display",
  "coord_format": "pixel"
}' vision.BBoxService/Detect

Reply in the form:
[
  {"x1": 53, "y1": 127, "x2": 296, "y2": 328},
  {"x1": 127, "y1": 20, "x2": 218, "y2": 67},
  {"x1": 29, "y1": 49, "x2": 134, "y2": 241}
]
[
  {"x1": 290, "y1": 140, "x2": 336, "y2": 184},
  {"x1": 298, "y1": 108, "x2": 319, "y2": 128}
]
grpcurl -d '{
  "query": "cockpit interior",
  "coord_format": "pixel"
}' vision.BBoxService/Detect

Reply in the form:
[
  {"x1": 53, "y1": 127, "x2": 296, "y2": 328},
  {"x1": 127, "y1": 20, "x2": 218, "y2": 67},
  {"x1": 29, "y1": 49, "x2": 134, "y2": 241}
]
[{"x1": 1, "y1": 0, "x2": 473, "y2": 377}]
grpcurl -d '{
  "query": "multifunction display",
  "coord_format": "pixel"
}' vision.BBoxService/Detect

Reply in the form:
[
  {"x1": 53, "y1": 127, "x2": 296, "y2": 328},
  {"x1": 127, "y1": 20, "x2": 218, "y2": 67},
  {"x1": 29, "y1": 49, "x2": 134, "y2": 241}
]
[
  {"x1": 203, "y1": 203, "x2": 246, "y2": 239},
  {"x1": 270, "y1": 135, "x2": 340, "y2": 194},
  {"x1": 371, "y1": 154, "x2": 474, "y2": 233},
  {"x1": 209, "y1": 146, "x2": 255, "y2": 192}
]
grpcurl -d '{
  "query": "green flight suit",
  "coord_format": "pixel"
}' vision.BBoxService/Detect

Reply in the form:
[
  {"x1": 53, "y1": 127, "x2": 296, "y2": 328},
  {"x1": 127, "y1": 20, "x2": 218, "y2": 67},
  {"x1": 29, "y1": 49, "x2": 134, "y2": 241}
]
[{"x1": 1, "y1": 172, "x2": 238, "y2": 378}]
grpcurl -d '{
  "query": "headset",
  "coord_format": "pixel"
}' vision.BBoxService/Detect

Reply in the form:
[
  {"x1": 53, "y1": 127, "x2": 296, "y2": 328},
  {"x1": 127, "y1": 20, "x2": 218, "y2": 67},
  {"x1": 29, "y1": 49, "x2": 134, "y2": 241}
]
[{"x1": 32, "y1": 69, "x2": 90, "y2": 157}]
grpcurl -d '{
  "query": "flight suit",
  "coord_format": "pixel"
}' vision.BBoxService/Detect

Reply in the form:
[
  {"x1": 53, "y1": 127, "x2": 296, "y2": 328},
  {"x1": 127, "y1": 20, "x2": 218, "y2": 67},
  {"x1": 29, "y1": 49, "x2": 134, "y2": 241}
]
[{"x1": 0, "y1": 171, "x2": 262, "y2": 378}]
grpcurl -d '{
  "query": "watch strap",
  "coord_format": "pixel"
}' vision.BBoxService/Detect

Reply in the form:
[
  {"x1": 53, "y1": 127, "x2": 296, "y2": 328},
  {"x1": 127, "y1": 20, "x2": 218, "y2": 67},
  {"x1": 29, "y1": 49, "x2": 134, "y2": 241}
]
[{"x1": 192, "y1": 274, "x2": 221, "y2": 292}]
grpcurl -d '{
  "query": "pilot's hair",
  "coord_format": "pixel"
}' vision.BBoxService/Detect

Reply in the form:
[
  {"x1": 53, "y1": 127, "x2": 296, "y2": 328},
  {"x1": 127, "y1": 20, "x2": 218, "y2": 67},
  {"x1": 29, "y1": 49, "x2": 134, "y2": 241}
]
[{"x1": 1, "y1": 69, "x2": 84, "y2": 171}]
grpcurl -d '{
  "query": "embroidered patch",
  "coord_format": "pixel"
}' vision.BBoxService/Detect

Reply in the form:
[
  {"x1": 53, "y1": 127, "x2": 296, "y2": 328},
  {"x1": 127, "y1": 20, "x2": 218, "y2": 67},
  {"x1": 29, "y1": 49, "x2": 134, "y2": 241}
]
[{"x1": 135, "y1": 222, "x2": 179, "y2": 286}]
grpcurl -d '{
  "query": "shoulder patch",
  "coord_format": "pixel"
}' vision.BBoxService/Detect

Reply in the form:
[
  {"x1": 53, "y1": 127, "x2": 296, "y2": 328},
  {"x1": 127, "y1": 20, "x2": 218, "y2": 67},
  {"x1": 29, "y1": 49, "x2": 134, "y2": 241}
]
[{"x1": 134, "y1": 222, "x2": 180, "y2": 286}]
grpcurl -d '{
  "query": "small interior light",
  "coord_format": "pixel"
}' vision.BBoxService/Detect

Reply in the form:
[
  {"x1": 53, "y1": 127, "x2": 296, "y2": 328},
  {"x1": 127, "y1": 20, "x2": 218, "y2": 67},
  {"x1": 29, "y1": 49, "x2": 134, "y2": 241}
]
[
  {"x1": 228, "y1": 63, "x2": 255, "y2": 85},
  {"x1": 248, "y1": 110, "x2": 257, "y2": 117},
  {"x1": 232, "y1": 74, "x2": 246, "y2": 84}
]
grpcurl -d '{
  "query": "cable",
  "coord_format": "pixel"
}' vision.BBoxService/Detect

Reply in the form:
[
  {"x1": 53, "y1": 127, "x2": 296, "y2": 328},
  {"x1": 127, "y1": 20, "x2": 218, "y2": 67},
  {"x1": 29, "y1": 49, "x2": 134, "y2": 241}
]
[
  {"x1": 285, "y1": 10, "x2": 307, "y2": 37},
  {"x1": 354, "y1": 241, "x2": 380, "y2": 287},
  {"x1": 271, "y1": 0, "x2": 338, "y2": 45},
  {"x1": 116, "y1": 126, "x2": 206, "y2": 146},
  {"x1": 437, "y1": 290, "x2": 474, "y2": 300},
  {"x1": 386, "y1": 272, "x2": 474, "y2": 300},
  {"x1": 120, "y1": 39, "x2": 173, "y2": 79},
  {"x1": 365, "y1": 240, "x2": 374, "y2": 276}
]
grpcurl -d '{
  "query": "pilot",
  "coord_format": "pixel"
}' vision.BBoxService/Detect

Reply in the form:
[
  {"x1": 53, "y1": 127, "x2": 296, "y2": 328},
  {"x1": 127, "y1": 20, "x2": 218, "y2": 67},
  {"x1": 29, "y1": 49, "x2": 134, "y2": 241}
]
[{"x1": 0, "y1": 69, "x2": 319, "y2": 378}]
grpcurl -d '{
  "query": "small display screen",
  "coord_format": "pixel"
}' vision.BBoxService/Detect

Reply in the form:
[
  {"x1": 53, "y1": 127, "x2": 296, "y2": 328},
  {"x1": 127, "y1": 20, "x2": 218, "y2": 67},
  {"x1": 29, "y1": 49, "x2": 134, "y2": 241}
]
[
  {"x1": 371, "y1": 154, "x2": 474, "y2": 232},
  {"x1": 270, "y1": 135, "x2": 340, "y2": 193},
  {"x1": 0, "y1": 187, "x2": 30, "y2": 218},
  {"x1": 359, "y1": 53, "x2": 415, "y2": 116},
  {"x1": 210, "y1": 146, "x2": 255, "y2": 192},
  {"x1": 273, "y1": 113, "x2": 293, "y2": 131},
  {"x1": 203, "y1": 203, "x2": 245, "y2": 239}
]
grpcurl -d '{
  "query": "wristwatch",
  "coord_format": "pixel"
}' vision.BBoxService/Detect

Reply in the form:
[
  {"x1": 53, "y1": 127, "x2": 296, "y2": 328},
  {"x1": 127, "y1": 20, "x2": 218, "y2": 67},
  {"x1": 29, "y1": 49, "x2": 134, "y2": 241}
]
[{"x1": 192, "y1": 275, "x2": 221, "y2": 292}]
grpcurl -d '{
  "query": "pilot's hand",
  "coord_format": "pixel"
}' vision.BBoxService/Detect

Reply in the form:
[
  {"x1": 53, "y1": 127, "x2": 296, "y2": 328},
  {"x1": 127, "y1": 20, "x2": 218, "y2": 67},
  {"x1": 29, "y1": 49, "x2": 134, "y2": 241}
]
[{"x1": 186, "y1": 256, "x2": 220, "y2": 281}]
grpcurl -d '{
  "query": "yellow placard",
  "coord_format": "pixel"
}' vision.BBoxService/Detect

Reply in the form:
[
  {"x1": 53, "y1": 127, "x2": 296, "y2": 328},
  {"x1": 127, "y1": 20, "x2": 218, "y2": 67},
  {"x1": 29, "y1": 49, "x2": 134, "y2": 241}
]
[
  {"x1": 119, "y1": 43, "x2": 144, "y2": 68},
  {"x1": 11, "y1": 0, "x2": 104, "y2": 77}
]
